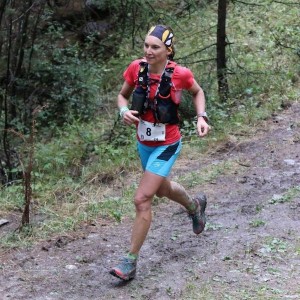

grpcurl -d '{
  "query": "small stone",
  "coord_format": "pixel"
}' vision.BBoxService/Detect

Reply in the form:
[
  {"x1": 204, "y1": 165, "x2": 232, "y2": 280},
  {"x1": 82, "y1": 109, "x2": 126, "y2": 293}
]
[
  {"x1": 87, "y1": 233, "x2": 99, "y2": 239},
  {"x1": 284, "y1": 159, "x2": 295, "y2": 166},
  {"x1": 0, "y1": 219, "x2": 9, "y2": 227},
  {"x1": 65, "y1": 264, "x2": 78, "y2": 270},
  {"x1": 272, "y1": 194, "x2": 283, "y2": 201}
]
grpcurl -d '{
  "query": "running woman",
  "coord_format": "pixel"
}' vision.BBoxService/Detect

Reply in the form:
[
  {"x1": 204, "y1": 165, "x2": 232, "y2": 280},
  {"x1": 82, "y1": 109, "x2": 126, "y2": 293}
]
[{"x1": 110, "y1": 24, "x2": 210, "y2": 281}]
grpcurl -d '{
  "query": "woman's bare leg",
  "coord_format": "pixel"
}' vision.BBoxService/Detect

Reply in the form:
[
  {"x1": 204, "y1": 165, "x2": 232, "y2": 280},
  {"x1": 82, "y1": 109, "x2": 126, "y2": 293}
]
[
  {"x1": 156, "y1": 178, "x2": 207, "y2": 235},
  {"x1": 110, "y1": 173, "x2": 206, "y2": 280},
  {"x1": 129, "y1": 171, "x2": 166, "y2": 255},
  {"x1": 156, "y1": 179, "x2": 196, "y2": 212}
]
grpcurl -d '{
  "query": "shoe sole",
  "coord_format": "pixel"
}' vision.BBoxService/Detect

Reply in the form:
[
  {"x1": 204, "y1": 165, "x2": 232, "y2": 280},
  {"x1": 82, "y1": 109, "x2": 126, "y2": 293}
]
[{"x1": 109, "y1": 268, "x2": 136, "y2": 281}]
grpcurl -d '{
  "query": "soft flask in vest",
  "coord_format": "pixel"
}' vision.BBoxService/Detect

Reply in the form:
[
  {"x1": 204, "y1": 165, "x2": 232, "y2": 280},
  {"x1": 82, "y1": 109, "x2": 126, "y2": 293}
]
[{"x1": 131, "y1": 86, "x2": 146, "y2": 116}]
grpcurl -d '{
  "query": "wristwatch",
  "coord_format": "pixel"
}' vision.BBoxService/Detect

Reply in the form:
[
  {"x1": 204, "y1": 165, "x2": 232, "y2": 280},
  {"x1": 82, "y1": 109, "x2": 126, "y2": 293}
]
[{"x1": 196, "y1": 112, "x2": 208, "y2": 122}]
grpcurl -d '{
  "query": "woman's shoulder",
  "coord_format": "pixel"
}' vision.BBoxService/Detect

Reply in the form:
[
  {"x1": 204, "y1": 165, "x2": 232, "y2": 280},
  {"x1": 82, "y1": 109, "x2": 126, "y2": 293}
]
[
  {"x1": 170, "y1": 62, "x2": 194, "y2": 89},
  {"x1": 128, "y1": 57, "x2": 146, "y2": 68},
  {"x1": 172, "y1": 63, "x2": 194, "y2": 78},
  {"x1": 123, "y1": 58, "x2": 146, "y2": 85}
]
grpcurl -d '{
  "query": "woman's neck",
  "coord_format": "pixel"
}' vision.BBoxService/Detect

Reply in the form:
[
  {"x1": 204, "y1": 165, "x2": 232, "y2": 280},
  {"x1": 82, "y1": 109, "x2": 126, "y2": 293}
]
[{"x1": 149, "y1": 60, "x2": 168, "y2": 75}]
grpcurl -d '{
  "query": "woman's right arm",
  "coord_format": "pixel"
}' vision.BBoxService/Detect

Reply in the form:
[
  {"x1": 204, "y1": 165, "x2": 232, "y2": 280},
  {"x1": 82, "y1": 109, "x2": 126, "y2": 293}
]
[{"x1": 118, "y1": 81, "x2": 140, "y2": 125}]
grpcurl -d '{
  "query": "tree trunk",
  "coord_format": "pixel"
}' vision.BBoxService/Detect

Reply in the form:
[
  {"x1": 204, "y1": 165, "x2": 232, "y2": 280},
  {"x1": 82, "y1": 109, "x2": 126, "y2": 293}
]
[
  {"x1": 0, "y1": 0, "x2": 8, "y2": 57},
  {"x1": 217, "y1": 0, "x2": 229, "y2": 101}
]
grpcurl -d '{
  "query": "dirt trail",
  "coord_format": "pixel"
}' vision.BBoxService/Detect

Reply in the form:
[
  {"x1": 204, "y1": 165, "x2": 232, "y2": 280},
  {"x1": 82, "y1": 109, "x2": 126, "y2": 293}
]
[{"x1": 1, "y1": 103, "x2": 300, "y2": 300}]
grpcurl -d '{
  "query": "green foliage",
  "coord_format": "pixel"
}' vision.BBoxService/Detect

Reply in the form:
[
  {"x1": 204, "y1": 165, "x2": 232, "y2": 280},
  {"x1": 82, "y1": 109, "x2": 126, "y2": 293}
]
[
  {"x1": 0, "y1": 111, "x2": 141, "y2": 248},
  {"x1": 0, "y1": 227, "x2": 35, "y2": 248},
  {"x1": 261, "y1": 237, "x2": 288, "y2": 254},
  {"x1": 178, "y1": 160, "x2": 239, "y2": 188},
  {"x1": 32, "y1": 116, "x2": 138, "y2": 186},
  {"x1": 31, "y1": 40, "x2": 103, "y2": 127},
  {"x1": 0, "y1": 185, "x2": 24, "y2": 211},
  {"x1": 250, "y1": 219, "x2": 266, "y2": 228},
  {"x1": 268, "y1": 186, "x2": 300, "y2": 205}
]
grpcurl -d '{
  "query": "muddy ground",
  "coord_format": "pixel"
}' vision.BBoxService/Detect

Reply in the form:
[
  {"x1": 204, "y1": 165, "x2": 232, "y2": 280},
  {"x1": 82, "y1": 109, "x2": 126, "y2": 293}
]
[{"x1": 1, "y1": 102, "x2": 300, "y2": 300}]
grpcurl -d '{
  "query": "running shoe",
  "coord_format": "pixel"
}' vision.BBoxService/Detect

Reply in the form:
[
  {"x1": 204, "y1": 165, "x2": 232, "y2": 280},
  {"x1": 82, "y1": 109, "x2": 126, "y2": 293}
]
[
  {"x1": 189, "y1": 193, "x2": 207, "y2": 234},
  {"x1": 109, "y1": 256, "x2": 137, "y2": 280}
]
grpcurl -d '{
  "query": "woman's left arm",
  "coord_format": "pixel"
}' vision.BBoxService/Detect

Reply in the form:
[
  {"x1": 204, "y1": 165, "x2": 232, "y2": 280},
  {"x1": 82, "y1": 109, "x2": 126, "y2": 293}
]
[{"x1": 188, "y1": 80, "x2": 210, "y2": 137}]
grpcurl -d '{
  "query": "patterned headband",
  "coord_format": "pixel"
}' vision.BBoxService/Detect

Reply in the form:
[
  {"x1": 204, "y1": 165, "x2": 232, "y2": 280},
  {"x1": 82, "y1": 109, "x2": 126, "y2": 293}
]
[{"x1": 147, "y1": 25, "x2": 174, "y2": 51}]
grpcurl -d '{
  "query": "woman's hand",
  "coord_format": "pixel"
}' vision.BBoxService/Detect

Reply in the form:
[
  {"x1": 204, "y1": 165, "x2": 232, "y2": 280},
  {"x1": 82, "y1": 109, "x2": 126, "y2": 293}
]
[
  {"x1": 197, "y1": 117, "x2": 210, "y2": 137},
  {"x1": 123, "y1": 110, "x2": 140, "y2": 126}
]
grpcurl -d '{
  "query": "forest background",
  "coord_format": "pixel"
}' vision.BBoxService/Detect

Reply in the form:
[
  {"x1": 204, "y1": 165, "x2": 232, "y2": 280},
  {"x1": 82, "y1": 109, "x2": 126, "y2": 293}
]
[{"x1": 0, "y1": 0, "x2": 299, "y2": 248}]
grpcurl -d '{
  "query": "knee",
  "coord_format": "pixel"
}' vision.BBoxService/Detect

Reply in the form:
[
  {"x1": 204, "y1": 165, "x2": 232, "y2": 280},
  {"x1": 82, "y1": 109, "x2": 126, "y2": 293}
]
[{"x1": 134, "y1": 192, "x2": 152, "y2": 212}]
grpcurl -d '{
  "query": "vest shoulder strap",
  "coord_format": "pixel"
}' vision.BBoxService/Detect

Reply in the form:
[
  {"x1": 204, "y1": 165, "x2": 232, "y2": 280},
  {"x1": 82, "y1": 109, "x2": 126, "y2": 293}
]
[
  {"x1": 139, "y1": 60, "x2": 148, "y2": 71},
  {"x1": 138, "y1": 60, "x2": 177, "y2": 73},
  {"x1": 137, "y1": 60, "x2": 176, "y2": 85},
  {"x1": 137, "y1": 61, "x2": 148, "y2": 86},
  {"x1": 166, "y1": 60, "x2": 177, "y2": 69},
  {"x1": 163, "y1": 61, "x2": 176, "y2": 80}
]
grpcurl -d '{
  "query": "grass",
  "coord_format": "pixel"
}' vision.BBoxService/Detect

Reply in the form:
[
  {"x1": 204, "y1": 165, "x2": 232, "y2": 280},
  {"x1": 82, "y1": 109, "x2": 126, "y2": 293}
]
[
  {"x1": 0, "y1": 230, "x2": 34, "y2": 249},
  {"x1": 268, "y1": 186, "x2": 300, "y2": 205},
  {"x1": 0, "y1": 172, "x2": 137, "y2": 248},
  {"x1": 261, "y1": 237, "x2": 289, "y2": 254},
  {"x1": 181, "y1": 280, "x2": 288, "y2": 300},
  {"x1": 249, "y1": 219, "x2": 266, "y2": 228},
  {"x1": 180, "y1": 233, "x2": 297, "y2": 300},
  {"x1": 177, "y1": 157, "x2": 245, "y2": 188}
]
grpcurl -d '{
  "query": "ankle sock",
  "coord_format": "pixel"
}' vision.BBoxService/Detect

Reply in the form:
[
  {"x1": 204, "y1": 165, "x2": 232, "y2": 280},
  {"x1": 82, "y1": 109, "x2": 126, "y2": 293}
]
[
  {"x1": 187, "y1": 200, "x2": 197, "y2": 213},
  {"x1": 127, "y1": 253, "x2": 138, "y2": 260}
]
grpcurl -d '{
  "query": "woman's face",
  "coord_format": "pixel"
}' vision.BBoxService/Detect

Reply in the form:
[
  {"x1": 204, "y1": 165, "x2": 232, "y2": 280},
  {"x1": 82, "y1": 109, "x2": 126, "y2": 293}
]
[{"x1": 144, "y1": 35, "x2": 171, "y2": 66}]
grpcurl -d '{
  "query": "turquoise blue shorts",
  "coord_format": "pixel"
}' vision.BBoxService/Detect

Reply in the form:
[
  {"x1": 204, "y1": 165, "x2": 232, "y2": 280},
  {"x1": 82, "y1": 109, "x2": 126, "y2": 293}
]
[{"x1": 137, "y1": 140, "x2": 182, "y2": 177}]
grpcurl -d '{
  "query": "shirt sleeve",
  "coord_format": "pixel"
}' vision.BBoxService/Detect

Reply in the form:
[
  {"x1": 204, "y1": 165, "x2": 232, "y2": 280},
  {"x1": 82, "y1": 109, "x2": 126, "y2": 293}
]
[
  {"x1": 123, "y1": 60, "x2": 141, "y2": 87},
  {"x1": 172, "y1": 66, "x2": 195, "y2": 90},
  {"x1": 181, "y1": 67, "x2": 195, "y2": 90}
]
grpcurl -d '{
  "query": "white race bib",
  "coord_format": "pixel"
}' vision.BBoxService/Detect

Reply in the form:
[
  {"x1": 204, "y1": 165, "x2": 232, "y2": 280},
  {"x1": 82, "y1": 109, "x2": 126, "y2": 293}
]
[{"x1": 138, "y1": 120, "x2": 166, "y2": 141}]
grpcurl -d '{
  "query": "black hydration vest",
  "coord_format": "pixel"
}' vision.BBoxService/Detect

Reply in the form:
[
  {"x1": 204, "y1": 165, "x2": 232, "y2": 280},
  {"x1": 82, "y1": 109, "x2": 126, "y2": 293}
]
[{"x1": 130, "y1": 61, "x2": 179, "y2": 124}]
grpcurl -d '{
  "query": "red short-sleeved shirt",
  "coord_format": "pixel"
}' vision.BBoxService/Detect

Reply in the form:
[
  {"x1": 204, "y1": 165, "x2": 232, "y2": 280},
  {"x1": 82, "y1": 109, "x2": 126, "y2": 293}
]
[{"x1": 123, "y1": 58, "x2": 195, "y2": 146}]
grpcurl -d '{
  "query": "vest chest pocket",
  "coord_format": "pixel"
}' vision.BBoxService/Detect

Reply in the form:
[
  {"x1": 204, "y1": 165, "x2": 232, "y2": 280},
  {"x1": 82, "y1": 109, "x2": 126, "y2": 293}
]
[{"x1": 156, "y1": 96, "x2": 179, "y2": 124}]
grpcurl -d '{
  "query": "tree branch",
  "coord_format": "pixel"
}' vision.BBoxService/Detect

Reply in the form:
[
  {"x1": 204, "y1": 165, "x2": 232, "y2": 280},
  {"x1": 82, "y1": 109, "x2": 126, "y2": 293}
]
[
  {"x1": 232, "y1": 0, "x2": 265, "y2": 6},
  {"x1": 177, "y1": 58, "x2": 216, "y2": 65},
  {"x1": 233, "y1": 0, "x2": 299, "y2": 6},
  {"x1": 272, "y1": 0, "x2": 300, "y2": 5},
  {"x1": 176, "y1": 43, "x2": 217, "y2": 61},
  {"x1": 272, "y1": 32, "x2": 299, "y2": 57}
]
